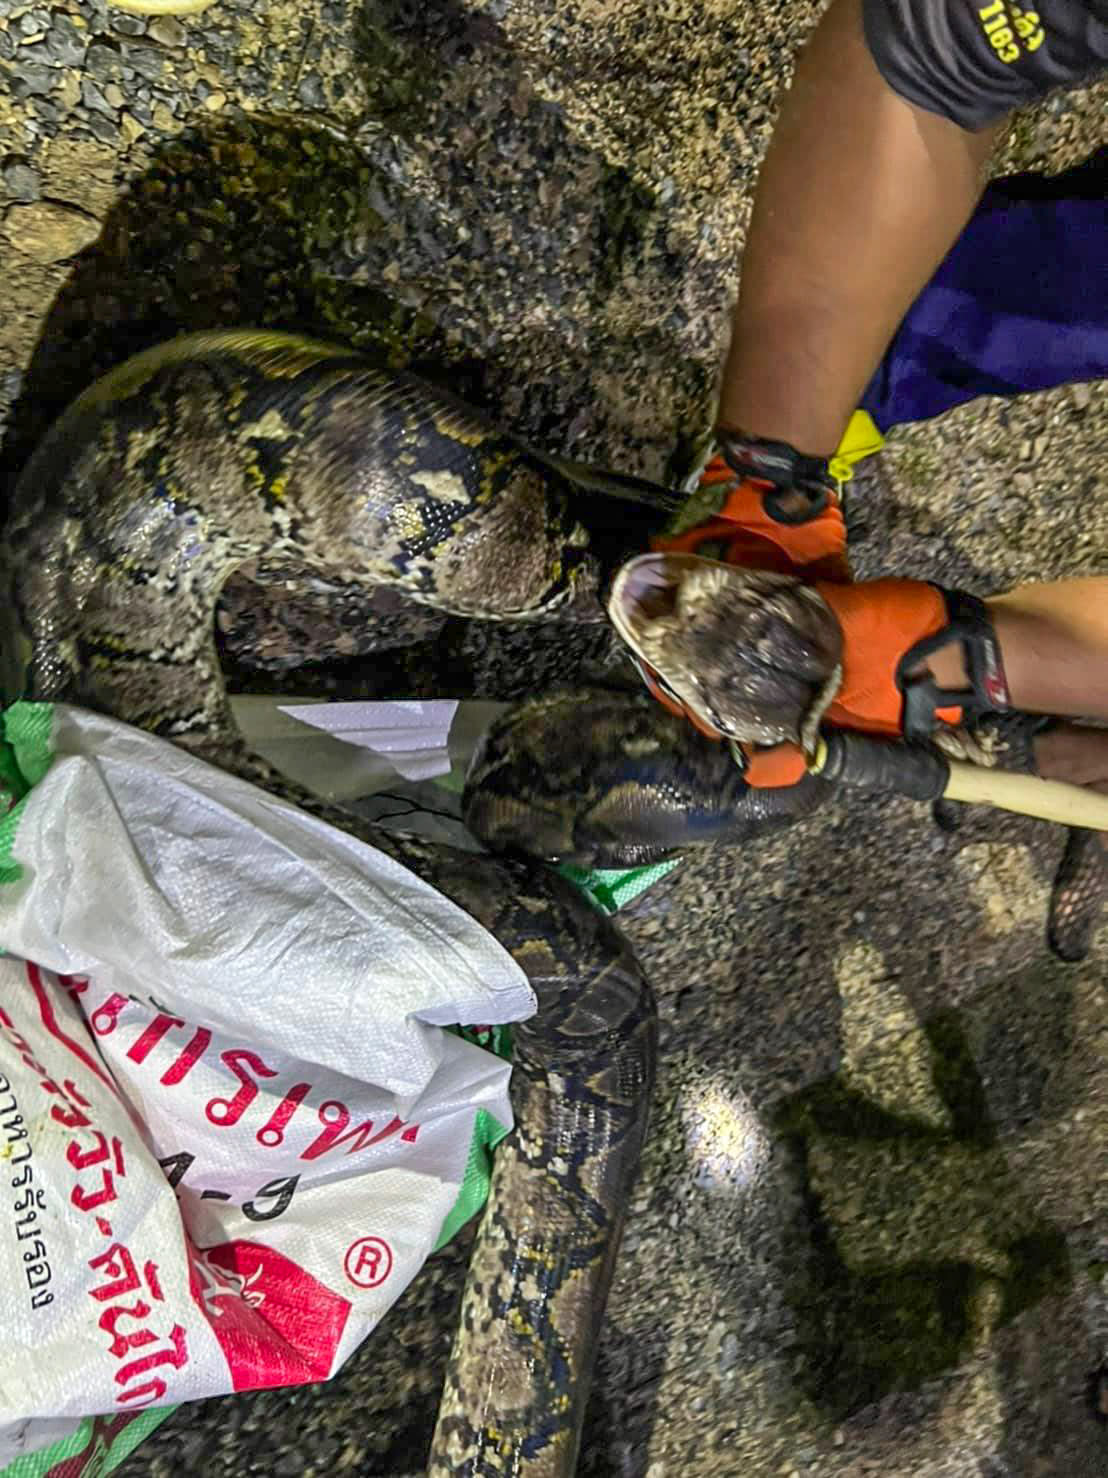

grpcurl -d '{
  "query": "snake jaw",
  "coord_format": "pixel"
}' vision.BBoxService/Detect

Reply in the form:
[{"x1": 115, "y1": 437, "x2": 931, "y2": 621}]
[
  {"x1": 609, "y1": 552, "x2": 844, "y2": 751},
  {"x1": 608, "y1": 553, "x2": 731, "y2": 739}
]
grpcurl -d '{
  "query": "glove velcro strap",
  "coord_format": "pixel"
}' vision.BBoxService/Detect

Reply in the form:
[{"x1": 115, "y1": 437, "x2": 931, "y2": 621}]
[
  {"x1": 896, "y1": 589, "x2": 1012, "y2": 742},
  {"x1": 718, "y1": 433, "x2": 836, "y2": 525}
]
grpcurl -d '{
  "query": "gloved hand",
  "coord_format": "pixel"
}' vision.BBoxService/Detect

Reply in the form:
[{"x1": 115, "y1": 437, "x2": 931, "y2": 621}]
[
  {"x1": 816, "y1": 577, "x2": 1010, "y2": 737},
  {"x1": 609, "y1": 556, "x2": 843, "y2": 749},
  {"x1": 609, "y1": 555, "x2": 1012, "y2": 789},
  {"x1": 661, "y1": 433, "x2": 850, "y2": 582},
  {"x1": 635, "y1": 430, "x2": 849, "y2": 783}
]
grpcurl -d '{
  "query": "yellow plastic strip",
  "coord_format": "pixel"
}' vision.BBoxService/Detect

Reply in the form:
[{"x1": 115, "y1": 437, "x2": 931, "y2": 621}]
[{"x1": 829, "y1": 408, "x2": 886, "y2": 485}]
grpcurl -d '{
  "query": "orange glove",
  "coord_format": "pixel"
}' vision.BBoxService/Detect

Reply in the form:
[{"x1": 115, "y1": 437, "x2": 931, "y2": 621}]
[
  {"x1": 815, "y1": 578, "x2": 965, "y2": 736},
  {"x1": 655, "y1": 450, "x2": 850, "y2": 583},
  {"x1": 745, "y1": 579, "x2": 1012, "y2": 786},
  {"x1": 630, "y1": 435, "x2": 1009, "y2": 787},
  {"x1": 623, "y1": 571, "x2": 1011, "y2": 789},
  {"x1": 638, "y1": 434, "x2": 846, "y2": 770},
  {"x1": 742, "y1": 743, "x2": 810, "y2": 788}
]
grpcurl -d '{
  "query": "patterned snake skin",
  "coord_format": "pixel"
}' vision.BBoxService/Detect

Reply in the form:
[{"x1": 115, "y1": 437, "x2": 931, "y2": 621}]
[{"x1": 2, "y1": 329, "x2": 826, "y2": 1473}]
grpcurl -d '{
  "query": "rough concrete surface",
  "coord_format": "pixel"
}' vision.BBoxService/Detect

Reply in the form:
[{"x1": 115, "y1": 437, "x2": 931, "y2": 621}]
[{"x1": 0, "y1": 1, "x2": 1105, "y2": 1475}]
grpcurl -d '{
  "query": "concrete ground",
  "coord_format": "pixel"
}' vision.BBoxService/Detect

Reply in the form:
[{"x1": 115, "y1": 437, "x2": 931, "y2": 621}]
[{"x1": 0, "y1": 1, "x2": 1104, "y2": 1474}]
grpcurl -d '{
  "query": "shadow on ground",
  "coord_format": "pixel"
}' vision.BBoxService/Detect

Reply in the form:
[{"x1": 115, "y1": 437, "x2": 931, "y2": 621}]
[
  {"x1": 2, "y1": 0, "x2": 675, "y2": 504},
  {"x1": 775, "y1": 986, "x2": 1074, "y2": 1421},
  {"x1": 1, "y1": 113, "x2": 450, "y2": 501}
]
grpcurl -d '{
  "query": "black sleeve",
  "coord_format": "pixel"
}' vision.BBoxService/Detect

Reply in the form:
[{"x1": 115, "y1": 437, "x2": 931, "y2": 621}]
[{"x1": 863, "y1": 0, "x2": 1108, "y2": 130}]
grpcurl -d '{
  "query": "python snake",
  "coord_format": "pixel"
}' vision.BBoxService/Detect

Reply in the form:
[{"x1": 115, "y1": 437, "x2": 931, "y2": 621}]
[{"x1": 3, "y1": 329, "x2": 826, "y2": 1473}]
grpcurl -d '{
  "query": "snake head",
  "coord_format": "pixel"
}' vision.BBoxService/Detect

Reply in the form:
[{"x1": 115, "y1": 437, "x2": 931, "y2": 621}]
[
  {"x1": 608, "y1": 552, "x2": 844, "y2": 748},
  {"x1": 462, "y1": 689, "x2": 829, "y2": 868}
]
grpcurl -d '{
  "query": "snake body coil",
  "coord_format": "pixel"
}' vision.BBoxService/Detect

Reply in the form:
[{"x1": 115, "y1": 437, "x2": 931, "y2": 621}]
[{"x1": 3, "y1": 330, "x2": 821, "y2": 1472}]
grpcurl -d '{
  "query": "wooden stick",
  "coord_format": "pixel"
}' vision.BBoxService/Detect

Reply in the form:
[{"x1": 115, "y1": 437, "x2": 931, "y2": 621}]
[{"x1": 943, "y1": 760, "x2": 1108, "y2": 831}]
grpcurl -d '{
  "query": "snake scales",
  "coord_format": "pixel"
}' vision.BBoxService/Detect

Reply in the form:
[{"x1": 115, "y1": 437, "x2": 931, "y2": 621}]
[{"x1": 3, "y1": 329, "x2": 826, "y2": 1473}]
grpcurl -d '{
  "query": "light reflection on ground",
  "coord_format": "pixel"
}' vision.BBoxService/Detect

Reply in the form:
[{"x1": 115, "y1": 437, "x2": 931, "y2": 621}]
[{"x1": 682, "y1": 1078, "x2": 769, "y2": 1195}]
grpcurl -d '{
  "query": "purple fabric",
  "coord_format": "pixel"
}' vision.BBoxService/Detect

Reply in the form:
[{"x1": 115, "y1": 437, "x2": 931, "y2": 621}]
[{"x1": 860, "y1": 147, "x2": 1107, "y2": 431}]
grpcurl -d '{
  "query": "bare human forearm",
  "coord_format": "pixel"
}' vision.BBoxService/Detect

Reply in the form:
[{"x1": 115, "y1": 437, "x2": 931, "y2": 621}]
[
  {"x1": 717, "y1": 0, "x2": 1001, "y2": 458},
  {"x1": 924, "y1": 578, "x2": 1108, "y2": 722},
  {"x1": 986, "y1": 580, "x2": 1108, "y2": 720}
]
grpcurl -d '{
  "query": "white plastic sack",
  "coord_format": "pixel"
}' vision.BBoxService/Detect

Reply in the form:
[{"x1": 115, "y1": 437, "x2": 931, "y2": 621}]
[
  {"x1": 0, "y1": 703, "x2": 535, "y2": 1458},
  {"x1": 278, "y1": 698, "x2": 460, "y2": 780},
  {"x1": 228, "y1": 696, "x2": 509, "y2": 804}
]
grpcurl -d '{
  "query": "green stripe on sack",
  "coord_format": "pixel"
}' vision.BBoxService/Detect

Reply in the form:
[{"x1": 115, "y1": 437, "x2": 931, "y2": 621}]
[
  {"x1": 433, "y1": 1105, "x2": 510, "y2": 1251},
  {"x1": 435, "y1": 1023, "x2": 512, "y2": 1250},
  {"x1": 0, "y1": 1406, "x2": 176, "y2": 1478},
  {"x1": 556, "y1": 858, "x2": 681, "y2": 915},
  {"x1": 0, "y1": 702, "x2": 55, "y2": 887}
]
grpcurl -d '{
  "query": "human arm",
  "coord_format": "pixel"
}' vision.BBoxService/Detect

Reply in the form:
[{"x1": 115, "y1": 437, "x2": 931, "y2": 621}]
[
  {"x1": 933, "y1": 577, "x2": 1108, "y2": 720},
  {"x1": 717, "y1": 0, "x2": 999, "y2": 457},
  {"x1": 717, "y1": 0, "x2": 1108, "y2": 459}
]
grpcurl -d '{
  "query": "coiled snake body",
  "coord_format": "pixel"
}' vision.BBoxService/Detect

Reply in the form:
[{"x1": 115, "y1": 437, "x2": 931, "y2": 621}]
[{"x1": 3, "y1": 330, "x2": 824, "y2": 1472}]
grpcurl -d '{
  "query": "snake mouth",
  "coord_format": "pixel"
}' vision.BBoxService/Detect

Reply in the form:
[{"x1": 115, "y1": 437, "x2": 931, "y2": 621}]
[
  {"x1": 608, "y1": 552, "x2": 737, "y2": 739},
  {"x1": 611, "y1": 553, "x2": 683, "y2": 624},
  {"x1": 608, "y1": 552, "x2": 843, "y2": 750},
  {"x1": 608, "y1": 552, "x2": 713, "y2": 651}
]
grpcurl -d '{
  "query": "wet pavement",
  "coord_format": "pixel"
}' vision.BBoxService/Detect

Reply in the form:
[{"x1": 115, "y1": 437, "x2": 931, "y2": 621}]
[{"x1": 0, "y1": 1, "x2": 1105, "y2": 1473}]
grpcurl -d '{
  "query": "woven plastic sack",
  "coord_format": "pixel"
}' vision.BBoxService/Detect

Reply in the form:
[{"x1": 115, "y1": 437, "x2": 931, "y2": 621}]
[
  {"x1": 0, "y1": 698, "x2": 677, "y2": 1476},
  {"x1": 0, "y1": 1019, "x2": 511, "y2": 1478},
  {"x1": 0, "y1": 702, "x2": 533, "y2": 1469}
]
